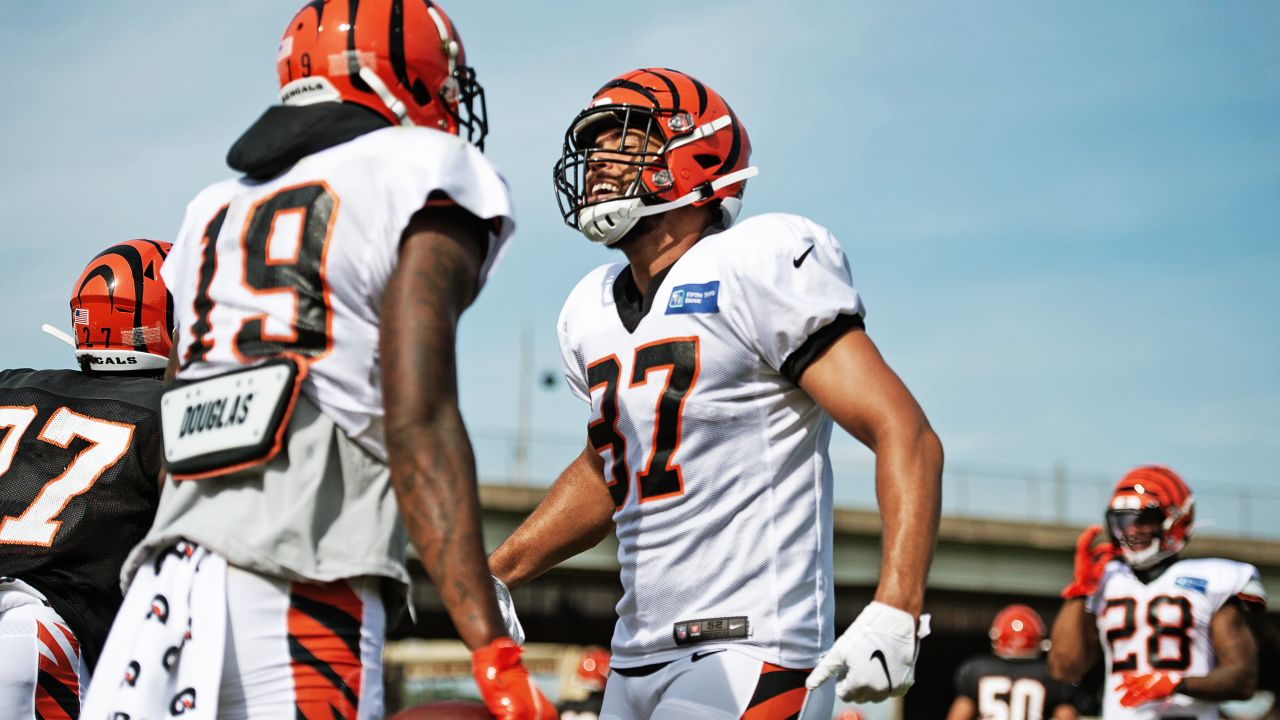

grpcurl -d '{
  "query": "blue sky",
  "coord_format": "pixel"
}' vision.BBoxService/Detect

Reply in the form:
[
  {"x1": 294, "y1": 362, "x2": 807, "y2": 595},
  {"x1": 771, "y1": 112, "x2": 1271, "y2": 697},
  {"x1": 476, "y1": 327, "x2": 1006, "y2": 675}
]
[{"x1": 1, "y1": 1, "x2": 1277, "y2": 534}]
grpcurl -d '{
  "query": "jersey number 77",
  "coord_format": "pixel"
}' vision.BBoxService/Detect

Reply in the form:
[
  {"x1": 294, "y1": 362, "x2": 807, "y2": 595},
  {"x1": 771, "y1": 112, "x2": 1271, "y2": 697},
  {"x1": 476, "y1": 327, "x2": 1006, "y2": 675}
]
[{"x1": 0, "y1": 407, "x2": 134, "y2": 547}]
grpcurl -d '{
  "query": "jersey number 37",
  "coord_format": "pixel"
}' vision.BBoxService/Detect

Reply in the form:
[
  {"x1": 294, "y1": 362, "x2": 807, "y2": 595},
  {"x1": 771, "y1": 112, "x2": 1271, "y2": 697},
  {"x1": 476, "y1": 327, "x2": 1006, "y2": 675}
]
[{"x1": 587, "y1": 337, "x2": 699, "y2": 510}]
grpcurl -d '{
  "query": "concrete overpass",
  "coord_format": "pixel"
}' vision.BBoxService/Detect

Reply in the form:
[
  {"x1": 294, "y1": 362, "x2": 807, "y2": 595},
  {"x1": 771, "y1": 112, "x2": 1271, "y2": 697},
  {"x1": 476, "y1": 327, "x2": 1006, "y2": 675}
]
[{"x1": 390, "y1": 484, "x2": 1280, "y2": 717}]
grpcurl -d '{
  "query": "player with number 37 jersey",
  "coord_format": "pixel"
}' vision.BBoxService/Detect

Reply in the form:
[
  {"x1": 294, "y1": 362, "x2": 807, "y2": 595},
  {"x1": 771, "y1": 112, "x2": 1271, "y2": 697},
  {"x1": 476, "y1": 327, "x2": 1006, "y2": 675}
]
[
  {"x1": 490, "y1": 68, "x2": 943, "y2": 720},
  {"x1": 556, "y1": 211, "x2": 863, "y2": 667}
]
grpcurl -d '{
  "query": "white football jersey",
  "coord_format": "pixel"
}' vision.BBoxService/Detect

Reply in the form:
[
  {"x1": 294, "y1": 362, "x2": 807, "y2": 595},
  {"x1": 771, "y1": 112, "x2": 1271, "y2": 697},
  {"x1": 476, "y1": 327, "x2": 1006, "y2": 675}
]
[
  {"x1": 162, "y1": 126, "x2": 514, "y2": 461},
  {"x1": 557, "y1": 212, "x2": 865, "y2": 668},
  {"x1": 1087, "y1": 557, "x2": 1268, "y2": 719}
]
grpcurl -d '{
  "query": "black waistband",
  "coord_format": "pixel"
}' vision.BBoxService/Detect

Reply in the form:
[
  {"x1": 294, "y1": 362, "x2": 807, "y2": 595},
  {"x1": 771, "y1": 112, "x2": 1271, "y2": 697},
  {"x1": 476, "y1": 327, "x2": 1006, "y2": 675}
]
[{"x1": 611, "y1": 660, "x2": 673, "y2": 677}]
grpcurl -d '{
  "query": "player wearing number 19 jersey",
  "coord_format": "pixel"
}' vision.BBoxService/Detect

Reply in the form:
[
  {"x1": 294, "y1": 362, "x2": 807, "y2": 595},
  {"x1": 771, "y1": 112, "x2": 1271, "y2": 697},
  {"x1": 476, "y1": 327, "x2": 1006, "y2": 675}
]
[
  {"x1": 82, "y1": 2, "x2": 552, "y2": 719},
  {"x1": 1049, "y1": 466, "x2": 1267, "y2": 720},
  {"x1": 0, "y1": 239, "x2": 171, "y2": 719},
  {"x1": 489, "y1": 68, "x2": 943, "y2": 720}
]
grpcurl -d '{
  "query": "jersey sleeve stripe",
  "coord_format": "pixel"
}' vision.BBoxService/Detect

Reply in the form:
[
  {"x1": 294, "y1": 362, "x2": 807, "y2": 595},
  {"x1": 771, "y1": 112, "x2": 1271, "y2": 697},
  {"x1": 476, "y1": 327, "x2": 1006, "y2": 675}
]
[{"x1": 779, "y1": 313, "x2": 865, "y2": 383}]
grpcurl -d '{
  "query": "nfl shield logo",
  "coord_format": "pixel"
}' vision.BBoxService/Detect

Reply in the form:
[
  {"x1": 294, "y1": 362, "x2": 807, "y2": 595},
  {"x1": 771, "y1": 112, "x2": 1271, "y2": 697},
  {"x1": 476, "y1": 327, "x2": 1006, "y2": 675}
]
[{"x1": 676, "y1": 624, "x2": 687, "y2": 640}]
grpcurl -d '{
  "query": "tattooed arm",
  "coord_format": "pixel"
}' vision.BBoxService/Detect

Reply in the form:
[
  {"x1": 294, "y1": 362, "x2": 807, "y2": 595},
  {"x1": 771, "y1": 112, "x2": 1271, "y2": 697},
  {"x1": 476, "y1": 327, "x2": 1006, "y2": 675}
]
[{"x1": 380, "y1": 204, "x2": 505, "y2": 650}]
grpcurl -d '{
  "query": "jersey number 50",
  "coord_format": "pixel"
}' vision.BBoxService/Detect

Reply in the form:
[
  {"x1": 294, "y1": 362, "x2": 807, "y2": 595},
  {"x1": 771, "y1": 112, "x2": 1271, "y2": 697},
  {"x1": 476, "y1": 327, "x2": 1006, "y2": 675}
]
[
  {"x1": 587, "y1": 337, "x2": 699, "y2": 510},
  {"x1": 978, "y1": 676, "x2": 1046, "y2": 720}
]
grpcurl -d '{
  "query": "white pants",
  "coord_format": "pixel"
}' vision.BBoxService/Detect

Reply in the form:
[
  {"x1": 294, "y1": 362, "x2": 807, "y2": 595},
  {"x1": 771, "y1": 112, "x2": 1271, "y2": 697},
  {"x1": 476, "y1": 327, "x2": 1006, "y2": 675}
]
[
  {"x1": 82, "y1": 542, "x2": 386, "y2": 719},
  {"x1": 0, "y1": 581, "x2": 88, "y2": 720},
  {"x1": 600, "y1": 648, "x2": 834, "y2": 720}
]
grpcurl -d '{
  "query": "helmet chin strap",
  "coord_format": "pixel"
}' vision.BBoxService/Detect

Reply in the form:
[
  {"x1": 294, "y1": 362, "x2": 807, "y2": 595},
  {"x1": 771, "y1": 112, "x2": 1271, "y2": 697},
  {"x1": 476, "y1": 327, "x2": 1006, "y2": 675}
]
[
  {"x1": 629, "y1": 166, "x2": 759, "y2": 219},
  {"x1": 577, "y1": 166, "x2": 760, "y2": 245},
  {"x1": 41, "y1": 323, "x2": 76, "y2": 349},
  {"x1": 575, "y1": 112, "x2": 758, "y2": 245},
  {"x1": 357, "y1": 67, "x2": 414, "y2": 126}
]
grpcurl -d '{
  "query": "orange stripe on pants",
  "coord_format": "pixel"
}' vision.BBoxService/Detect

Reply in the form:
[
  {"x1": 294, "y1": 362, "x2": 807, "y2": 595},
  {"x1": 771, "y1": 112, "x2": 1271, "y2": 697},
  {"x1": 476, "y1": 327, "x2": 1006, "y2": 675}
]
[
  {"x1": 35, "y1": 620, "x2": 80, "y2": 720},
  {"x1": 288, "y1": 580, "x2": 363, "y2": 720},
  {"x1": 741, "y1": 662, "x2": 810, "y2": 720}
]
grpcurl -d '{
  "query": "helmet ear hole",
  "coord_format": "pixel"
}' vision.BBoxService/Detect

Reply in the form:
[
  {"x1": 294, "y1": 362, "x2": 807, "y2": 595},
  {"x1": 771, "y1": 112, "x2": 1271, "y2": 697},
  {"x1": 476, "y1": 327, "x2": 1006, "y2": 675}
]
[{"x1": 411, "y1": 78, "x2": 433, "y2": 106}]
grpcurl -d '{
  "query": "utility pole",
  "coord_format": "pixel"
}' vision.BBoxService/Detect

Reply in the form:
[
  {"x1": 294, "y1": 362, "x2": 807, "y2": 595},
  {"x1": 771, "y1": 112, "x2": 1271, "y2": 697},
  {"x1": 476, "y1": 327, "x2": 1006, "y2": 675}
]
[{"x1": 514, "y1": 315, "x2": 533, "y2": 484}]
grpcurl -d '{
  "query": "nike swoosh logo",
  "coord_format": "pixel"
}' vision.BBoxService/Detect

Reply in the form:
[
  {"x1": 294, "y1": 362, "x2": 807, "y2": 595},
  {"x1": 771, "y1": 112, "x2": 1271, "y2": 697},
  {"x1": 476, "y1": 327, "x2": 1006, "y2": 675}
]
[
  {"x1": 870, "y1": 649, "x2": 893, "y2": 691},
  {"x1": 691, "y1": 649, "x2": 726, "y2": 662},
  {"x1": 793, "y1": 245, "x2": 815, "y2": 268}
]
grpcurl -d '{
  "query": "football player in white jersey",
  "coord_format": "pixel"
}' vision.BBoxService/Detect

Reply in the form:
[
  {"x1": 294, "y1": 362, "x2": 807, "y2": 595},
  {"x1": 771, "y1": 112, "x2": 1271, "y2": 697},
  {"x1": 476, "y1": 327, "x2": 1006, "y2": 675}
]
[
  {"x1": 81, "y1": 2, "x2": 552, "y2": 719},
  {"x1": 1048, "y1": 466, "x2": 1267, "y2": 719},
  {"x1": 487, "y1": 68, "x2": 943, "y2": 719}
]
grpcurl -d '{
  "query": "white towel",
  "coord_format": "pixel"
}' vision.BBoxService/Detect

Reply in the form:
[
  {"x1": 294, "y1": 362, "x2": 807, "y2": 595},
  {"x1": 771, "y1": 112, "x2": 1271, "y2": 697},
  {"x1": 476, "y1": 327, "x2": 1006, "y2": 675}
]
[{"x1": 81, "y1": 541, "x2": 227, "y2": 720}]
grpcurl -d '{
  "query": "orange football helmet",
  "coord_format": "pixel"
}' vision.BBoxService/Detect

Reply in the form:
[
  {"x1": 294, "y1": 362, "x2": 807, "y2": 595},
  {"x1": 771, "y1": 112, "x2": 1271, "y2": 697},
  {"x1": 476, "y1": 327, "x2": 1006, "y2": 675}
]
[
  {"x1": 576, "y1": 647, "x2": 610, "y2": 693},
  {"x1": 989, "y1": 604, "x2": 1045, "y2": 659},
  {"x1": 277, "y1": 0, "x2": 486, "y2": 146},
  {"x1": 553, "y1": 68, "x2": 758, "y2": 245},
  {"x1": 1105, "y1": 465, "x2": 1194, "y2": 570},
  {"x1": 69, "y1": 239, "x2": 173, "y2": 373}
]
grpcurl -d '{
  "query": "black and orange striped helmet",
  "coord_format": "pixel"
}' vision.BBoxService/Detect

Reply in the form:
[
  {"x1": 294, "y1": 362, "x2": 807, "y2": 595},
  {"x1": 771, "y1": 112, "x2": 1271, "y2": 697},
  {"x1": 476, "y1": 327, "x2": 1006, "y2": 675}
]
[
  {"x1": 1105, "y1": 465, "x2": 1195, "y2": 569},
  {"x1": 277, "y1": 0, "x2": 486, "y2": 147},
  {"x1": 553, "y1": 68, "x2": 757, "y2": 245},
  {"x1": 69, "y1": 239, "x2": 173, "y2": 373}
]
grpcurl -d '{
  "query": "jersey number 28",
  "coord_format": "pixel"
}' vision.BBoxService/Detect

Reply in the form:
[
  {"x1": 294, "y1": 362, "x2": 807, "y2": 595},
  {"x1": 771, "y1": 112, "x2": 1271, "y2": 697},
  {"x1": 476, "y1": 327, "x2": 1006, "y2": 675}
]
[{"x1": 1103, "y1": 595, "x2": 1193, "y2": 672}]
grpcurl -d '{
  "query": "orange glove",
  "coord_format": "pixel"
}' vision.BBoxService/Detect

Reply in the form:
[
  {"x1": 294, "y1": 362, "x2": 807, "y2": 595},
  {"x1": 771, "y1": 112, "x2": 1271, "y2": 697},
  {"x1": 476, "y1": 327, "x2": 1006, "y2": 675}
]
[
  {"x1": 472, "y1": 637, "x2": 556, "y2": 720},
  {"x1": 1116, "y1": 671, "x2": 1183, "y2": 707},
  {"x1": 1061, "y1": 525, "x2": 1116, "y2": 599}
]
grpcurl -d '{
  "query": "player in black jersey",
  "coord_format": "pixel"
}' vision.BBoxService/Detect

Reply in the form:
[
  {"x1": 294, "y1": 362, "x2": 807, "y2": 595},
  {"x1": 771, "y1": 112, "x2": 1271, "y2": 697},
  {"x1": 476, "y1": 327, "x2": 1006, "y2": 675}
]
[
  {"x1": 0, "y1": 239, "x2": 172, "y2": 718},
  {"x1": 948, "y1": 605, "x2": 1078, "y2": 720}
]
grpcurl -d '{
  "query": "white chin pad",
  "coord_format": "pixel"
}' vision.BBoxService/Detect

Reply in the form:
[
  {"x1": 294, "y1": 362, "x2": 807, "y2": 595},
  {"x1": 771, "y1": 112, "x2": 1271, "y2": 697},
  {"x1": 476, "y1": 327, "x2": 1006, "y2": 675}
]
[
  {"x1": 1121, "y1": 542, "x2": 1162, "y2": 569},
  {"x1": 578, "y1": 198, "x2": 642, "y2": 245},
  {"x1": 718, "y1": 197, "x2": 743, "y2": 228}
]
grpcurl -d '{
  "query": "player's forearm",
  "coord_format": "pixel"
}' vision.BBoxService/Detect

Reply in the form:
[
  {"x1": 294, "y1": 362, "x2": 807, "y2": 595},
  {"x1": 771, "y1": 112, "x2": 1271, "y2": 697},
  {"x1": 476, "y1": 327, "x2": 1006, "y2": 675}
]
[
  {"x1": 871, "y1": 423, "x2": 942, "y2": 616},
  {"x1": 1178, "y1": 662, "x2": 1257, "y2": 701},
  {"x1": 1051, "y1": 703, "x2": 1078, "y2": 720},
  {"x1": 386, "y1": 413, "x2": 505, "y2": 650},
  {"x1": 1047, "y1": 598, "x2": 1097, "y2": 683},
  {"x1": 489, "y1": 445, "x2": 615, "y2": 589}
]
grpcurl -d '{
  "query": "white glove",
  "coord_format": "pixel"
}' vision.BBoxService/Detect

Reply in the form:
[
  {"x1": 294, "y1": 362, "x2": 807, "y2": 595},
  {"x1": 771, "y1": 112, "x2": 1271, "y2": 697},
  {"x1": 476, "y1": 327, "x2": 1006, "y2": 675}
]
[
  {"x1": 492, "y1": 576, "x2": 525, "y2": 646},
  {"x1": 805, "y1": 601, "x2": 930, "y2": 703}
]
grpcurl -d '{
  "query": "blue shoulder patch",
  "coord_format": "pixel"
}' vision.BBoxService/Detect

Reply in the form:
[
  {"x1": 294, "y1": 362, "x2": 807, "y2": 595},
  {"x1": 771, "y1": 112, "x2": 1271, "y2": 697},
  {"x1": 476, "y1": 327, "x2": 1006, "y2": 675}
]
[
  {"x1": 666, "y1": 281, "x2": 720, "y2": 315},
  {"x1": 1175, "y1": 576, "x2": 1209, "y2": 595}
]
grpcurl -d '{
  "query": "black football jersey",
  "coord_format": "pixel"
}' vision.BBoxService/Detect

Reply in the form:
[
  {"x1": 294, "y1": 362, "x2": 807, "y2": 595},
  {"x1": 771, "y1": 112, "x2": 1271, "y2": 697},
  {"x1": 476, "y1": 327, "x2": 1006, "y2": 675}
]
[
  {"x1": 0, "y1": 368, "x2": 162, "y2": 669},
  {"x1": 954, "y1": 655, "x2": 1077, "y2": 720}
]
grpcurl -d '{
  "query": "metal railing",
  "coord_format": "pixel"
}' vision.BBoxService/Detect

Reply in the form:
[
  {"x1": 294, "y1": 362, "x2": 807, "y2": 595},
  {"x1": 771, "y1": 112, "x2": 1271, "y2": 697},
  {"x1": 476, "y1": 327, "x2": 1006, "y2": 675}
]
[{"x1": 470, "y1": 429, "x2": 1280, "y2": 540}]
